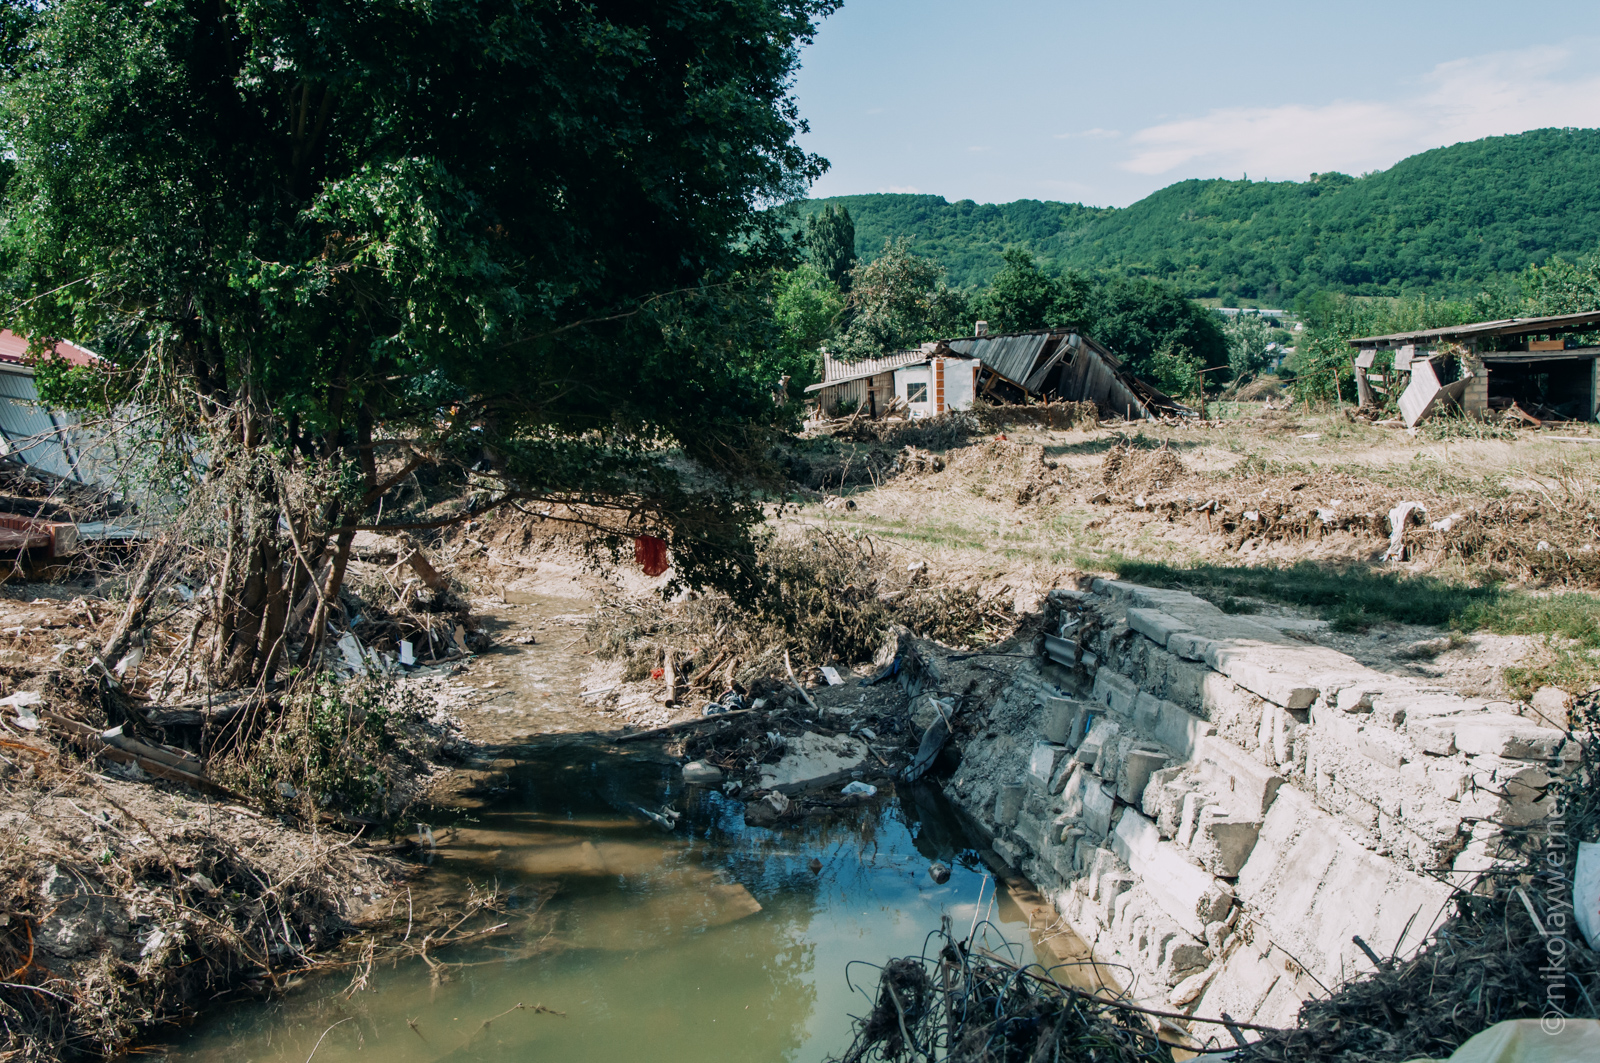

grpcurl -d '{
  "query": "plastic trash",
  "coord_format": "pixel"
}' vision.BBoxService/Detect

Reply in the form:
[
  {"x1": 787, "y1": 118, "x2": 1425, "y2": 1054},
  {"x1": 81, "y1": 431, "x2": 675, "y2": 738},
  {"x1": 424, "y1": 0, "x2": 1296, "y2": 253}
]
[
  {"x1": 702, "y1": 701, "x2": 728, "y2": 716},
  {"x1": 841, "y1": 781, "x2": 877, "y2": 796},
  {"x1": 1404, "y1": 1018, "x2": 1600, "y2": 1062},
  {"x1": 0, "y1": 691, "x2": 43, "y2": 707},
  {"x1": 928, "y1": 862, "x2": 951, "y2": 884},
  {"x1": 12, "y1": 705, "x2": 38, "y2": 731},
  {"x1": 820, "y1": 666, "x2": 844, "y2": 686},
  {"x1": 399, "y1": 639, "x2": 416, "y2": 666}
]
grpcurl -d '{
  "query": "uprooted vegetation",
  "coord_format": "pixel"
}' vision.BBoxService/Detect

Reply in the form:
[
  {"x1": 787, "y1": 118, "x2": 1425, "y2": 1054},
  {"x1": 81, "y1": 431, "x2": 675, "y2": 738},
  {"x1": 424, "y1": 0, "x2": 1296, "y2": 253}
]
[{"x1": 588, "y1": 526, "x2": 1022, "y2": 697}]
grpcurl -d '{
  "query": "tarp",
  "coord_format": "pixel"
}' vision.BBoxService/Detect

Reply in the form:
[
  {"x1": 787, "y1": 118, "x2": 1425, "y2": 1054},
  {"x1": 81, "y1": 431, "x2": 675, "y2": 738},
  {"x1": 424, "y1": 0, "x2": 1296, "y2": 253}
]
[{"x1": 1404, "y1": 1019, "x2": 1600, "y2": 1062}]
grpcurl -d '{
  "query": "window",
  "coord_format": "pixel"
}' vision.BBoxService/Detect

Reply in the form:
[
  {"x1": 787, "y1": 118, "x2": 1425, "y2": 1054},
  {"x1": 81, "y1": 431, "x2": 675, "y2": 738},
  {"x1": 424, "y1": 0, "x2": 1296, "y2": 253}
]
[{"x1": 906, "y1": 381, "x2": 928, "y2": 403}]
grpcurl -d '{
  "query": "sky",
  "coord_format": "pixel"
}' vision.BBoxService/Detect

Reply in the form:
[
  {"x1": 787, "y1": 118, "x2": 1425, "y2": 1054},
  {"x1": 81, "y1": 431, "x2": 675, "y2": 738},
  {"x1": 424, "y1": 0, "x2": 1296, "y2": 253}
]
[{"x1": 789, "y1": 0, "x2": 1600, "y2": 208}]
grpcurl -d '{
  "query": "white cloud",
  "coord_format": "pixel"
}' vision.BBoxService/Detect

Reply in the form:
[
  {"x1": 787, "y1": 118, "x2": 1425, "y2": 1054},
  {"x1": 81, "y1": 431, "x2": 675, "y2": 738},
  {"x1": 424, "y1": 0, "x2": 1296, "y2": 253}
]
[
  {"x1": 1121, "y1": 43, "x2": 1600, "y2": 180},
  {"x1": 968, "y1": 145, "x2": 992, "y2": 153},
  {"x1": 878, "y1": 184, "x2": 922, "y2": 194},
  {"x1": 1055, "y1": 128, "x2": 1121, "y2": 141}
]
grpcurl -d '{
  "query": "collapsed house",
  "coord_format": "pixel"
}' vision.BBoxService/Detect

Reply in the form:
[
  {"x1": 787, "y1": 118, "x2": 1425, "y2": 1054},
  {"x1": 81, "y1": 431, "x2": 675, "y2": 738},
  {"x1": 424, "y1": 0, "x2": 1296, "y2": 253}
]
[
  {"x1": 1350, "y1": 310, "x2": 1600, "y2": 427},
  {"x1": 806, "y1": 325, "x2": 1190, "y2": 421}
]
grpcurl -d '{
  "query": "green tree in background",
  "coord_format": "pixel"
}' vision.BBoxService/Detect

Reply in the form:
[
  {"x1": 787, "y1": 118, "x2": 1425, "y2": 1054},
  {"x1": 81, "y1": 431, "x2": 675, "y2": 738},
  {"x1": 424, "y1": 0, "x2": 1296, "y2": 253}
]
[
  {"x1": 771, "y1": 264, "x2": 843, "y2": 386},
  {"x1": 2, "y1": 0, "x2": 839, "y2": 682},
  {"x1": 1089, "y1": 276, "x2": 1229, "y2": 384},
  {"x1": 975, "y1": 248, "x2": 1092, "y2": 334},
  {"x1": 806, "y1": 203, "x2": 857, "y2": 292},
  {"x1": 1223, "y1": 311, "x2": 1273, "y2": 380},
  {"x1": 835, "y1": 238, "x2": 968, "y2": 358}
]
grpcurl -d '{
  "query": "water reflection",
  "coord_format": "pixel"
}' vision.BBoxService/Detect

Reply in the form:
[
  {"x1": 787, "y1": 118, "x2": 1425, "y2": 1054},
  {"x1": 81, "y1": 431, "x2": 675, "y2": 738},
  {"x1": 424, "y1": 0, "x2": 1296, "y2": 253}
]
[{"x1": 167, "y1": 739, "x2": 1035, "y2": 1063}]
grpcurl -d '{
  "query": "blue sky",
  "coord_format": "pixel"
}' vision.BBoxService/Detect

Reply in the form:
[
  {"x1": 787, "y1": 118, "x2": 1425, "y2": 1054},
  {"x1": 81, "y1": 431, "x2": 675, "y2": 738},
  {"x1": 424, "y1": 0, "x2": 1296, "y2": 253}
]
[{"x1": 790, "y1": 1, "x2": 1600, "y2": 207}]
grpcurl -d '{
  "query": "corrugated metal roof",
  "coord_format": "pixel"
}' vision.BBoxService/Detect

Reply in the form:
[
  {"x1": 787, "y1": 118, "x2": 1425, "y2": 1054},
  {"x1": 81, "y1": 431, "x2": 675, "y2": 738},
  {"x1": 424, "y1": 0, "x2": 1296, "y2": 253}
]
[
  {"x1": 0, "y1": 328, "x2": 97, "y2": 366},
  {"x1": 0, "y1": 366, "x2": 81, "y2": 481},
  {"x1": 945, "y1": 332, "x2": 1051, "y2": 385},
  {"x1": 1350, "y1": 311, "x2": 1600, "y2": 347},
  {"x1": 804, "y1": 363, "x2": 919, "y2": 393},
  {"x1": 821, "y1": 348, "x2": 929, "y2": 382}
]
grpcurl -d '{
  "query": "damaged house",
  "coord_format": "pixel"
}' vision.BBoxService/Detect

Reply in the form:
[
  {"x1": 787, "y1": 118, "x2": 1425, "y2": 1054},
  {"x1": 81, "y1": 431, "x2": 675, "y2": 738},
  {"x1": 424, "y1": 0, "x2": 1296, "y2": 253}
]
[
  {"x1": 1350, "y1": 310, "x2": 1600, "y2": 427},
  {"x1": 806, "y1": 325, "x2": 1189, "y2": 421}
]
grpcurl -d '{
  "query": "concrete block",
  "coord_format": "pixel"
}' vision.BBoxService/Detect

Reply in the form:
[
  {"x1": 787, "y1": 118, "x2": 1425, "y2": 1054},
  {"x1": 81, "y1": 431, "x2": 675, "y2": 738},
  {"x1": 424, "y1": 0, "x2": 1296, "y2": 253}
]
[
  {"x1": 1042, "y1": 696, "x2": 1079, "y2": 745},
  {"x1": 1358, "y1": 728, "x2": 1411, "y2": 770},
  {"x1": 1030, "y1": 741, "x2": 1069, "y2": 783},
  {"x1": 1154, "y1": 700, "x2": 1216, "y2": 759},
  {"x1": 1111, "y1": 807, "x2": 1161, "y2": 870},
  {"x1": 1134, "y1": 691, "x2": 1163, "y2": 732},
  {"x1": 1167, "y1": 630, "x2": 1216, "y2": 662},
  {"x1": 1162, "y1": 657, "x2": 1208, "y2": 710},
  {"x1": 1145, "y1": 768, "x2": 1198, "y2": 837},
  {"x1": 1235, "y1": 784, "x2": 1453, "y2": 989},
  {"x1": 758, "y1": 733, "x2": 870, "y2": 792},
  {"x1": 1191, "y1": 816, "x2": 1263, "y2": 877},
  {"x1": 995, "y1": 784, "x2": 1024, "y2": 827},
  {"x1": 1144, "y1": 842, "x2": 1234, "y2": 937},
  {"x1": 1091, "y1": 578, "x2": 1137, "y2": 600},
  {"x1": 1198, "y1": 736, "x2": 1285, "y2": 817},
  {"x1": 1127, "y1": 607, "x2": 1192, "y2": 648},
  {"x1": 1076, "y1": 718, "x2": 1121, "y2": 772},
  {"x1": 1014, "y1": 810, "x2": 1046, "y2": 852},
  {"x1": 1158, "y1": 939, "x2": 1211, "y2": 985},
  {"x1": 1083, "y1": 777, "x2": 1115, "y2": 837},
  {"x1": 1100, "y1": 874, "x2": 1134, "y2": 923},
  {"x1": 992, "y1": 837, "x2": 1024, "y2": 867},
  {"x1": 1118, "y1": 748, "x2": 1170, "y2": 806},
  {"x1": 1407, "y1": 716, "x2": 1459, "y2": 755},
  {"x1": 1093, "y1": 670, "x2": 1139, "y2": 715},
  {"x1": 1453, "y1": 714, "x2": 1571, "y2": 760}
]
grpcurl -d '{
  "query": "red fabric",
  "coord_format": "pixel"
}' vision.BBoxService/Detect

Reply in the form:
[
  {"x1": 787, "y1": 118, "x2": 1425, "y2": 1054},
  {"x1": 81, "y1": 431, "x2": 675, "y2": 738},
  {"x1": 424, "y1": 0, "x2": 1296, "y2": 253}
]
[
  {"x1": 996, "y1": 433, "x2": 1008, "y2": 441},
  {"x1": 634, "y1": 534, "x2": 669, "y2": 576}
]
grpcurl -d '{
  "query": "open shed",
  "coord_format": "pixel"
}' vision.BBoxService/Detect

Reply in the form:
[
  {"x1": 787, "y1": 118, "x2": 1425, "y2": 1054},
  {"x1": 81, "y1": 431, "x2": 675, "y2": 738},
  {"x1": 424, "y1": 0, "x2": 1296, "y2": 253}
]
[{"x1": 1349, "y1": 311, "x2": 1600, "y2": 425}]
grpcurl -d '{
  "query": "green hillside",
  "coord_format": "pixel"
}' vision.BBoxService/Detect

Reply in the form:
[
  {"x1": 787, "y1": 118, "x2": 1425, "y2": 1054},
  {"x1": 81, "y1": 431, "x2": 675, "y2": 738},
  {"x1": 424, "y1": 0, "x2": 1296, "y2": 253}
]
[{"x1": 793, "y1": 128, "x2": 1600, "y2": 302}]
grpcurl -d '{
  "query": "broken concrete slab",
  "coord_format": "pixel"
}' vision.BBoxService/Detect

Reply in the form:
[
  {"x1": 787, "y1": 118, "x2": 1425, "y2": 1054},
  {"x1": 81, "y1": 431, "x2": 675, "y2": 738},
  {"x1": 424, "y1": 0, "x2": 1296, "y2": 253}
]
[
  {"x1": 1030, "y1": 741, "x2": 1069, "y2": 783},
  {"x1": 1075, "y1": 717, "x2": 1121, "y2": 773},
  {"x1": 1126, "y1": 607, "x2": 1193, "y2": 649},
  {"x1": 1118, "y1": 748, "x2": 1170, "y2": 806},
  {"x1": 756, "y1": 733, "x2": 869, "y2": 793},
  {"x1": 1452, "y1": 714, "x2": 1572, "y2": 760},
  {"x1": 1190, "y1": 816, "x2": 1263, "y2": 877},
  {"x1": 1198, "y1": 736, "x2": 1284, "y2": 818}
]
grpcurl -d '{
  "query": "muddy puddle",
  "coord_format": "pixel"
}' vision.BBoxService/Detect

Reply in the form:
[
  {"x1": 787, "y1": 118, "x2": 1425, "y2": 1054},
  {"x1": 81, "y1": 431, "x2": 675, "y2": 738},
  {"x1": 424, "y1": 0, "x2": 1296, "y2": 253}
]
[{"x1": 166, "y1": 607, "x2": 1060, "y2": 1062}]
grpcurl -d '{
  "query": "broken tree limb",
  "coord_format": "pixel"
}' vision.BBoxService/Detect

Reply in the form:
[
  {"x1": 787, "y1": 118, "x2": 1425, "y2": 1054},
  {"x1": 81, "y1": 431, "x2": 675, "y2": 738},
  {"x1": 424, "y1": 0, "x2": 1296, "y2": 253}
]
[
  {"x1": 43, "y1": 712, "x2": 239, "y2": 796},
  {"x1": 784, "y1": 650, "x2": 821, "y2": 713},
  {"x1": 95, "y1": 541, "x2": 170, "y2": 683}
]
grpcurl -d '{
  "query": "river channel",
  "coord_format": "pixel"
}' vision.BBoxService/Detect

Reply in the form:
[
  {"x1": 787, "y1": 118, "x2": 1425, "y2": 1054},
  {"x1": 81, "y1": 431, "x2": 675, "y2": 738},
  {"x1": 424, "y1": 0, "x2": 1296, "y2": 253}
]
[{"x1": 166, "y1": 592, "x2": 1050, "y2": 1063}]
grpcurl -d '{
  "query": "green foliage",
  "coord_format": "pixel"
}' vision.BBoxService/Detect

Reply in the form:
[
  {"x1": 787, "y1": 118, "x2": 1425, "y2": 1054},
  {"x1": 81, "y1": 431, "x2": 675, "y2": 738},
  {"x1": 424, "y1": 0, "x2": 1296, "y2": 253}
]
[
  {"x1": 1088, "y1": 274, "x2": 1229, "y2": 383},
  {"x1": 1, "y1": 0, "x2": 842, "y2": 602},
  {"x1": 771, "y1": 264, "x2": 843, "y2": 388},
  {"x1": 806, "y1": 203, "x2": 857, "y2": 291},
  {"x1": 974, "y1": 248, "x2": 1079, "y2": 333},
  {"x1": 1222, "y1": 311, "x2": 1272, "y2": 380},
  {"x1": 1144, "y1": 342, "x2": 1204, "y2": 399},
  {"x1": 835, "y1": 238, "x2": 968, "y2": 358},
  {"x1": 792, "y1": 129, "x2": 1600, "y2": 300}
]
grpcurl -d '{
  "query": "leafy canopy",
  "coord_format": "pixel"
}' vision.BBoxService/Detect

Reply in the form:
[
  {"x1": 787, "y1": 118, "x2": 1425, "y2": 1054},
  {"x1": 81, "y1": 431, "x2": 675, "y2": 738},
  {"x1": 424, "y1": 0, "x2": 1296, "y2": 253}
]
[{"x1": 1, "y1": 0, "x2": 841, "y2": 593}]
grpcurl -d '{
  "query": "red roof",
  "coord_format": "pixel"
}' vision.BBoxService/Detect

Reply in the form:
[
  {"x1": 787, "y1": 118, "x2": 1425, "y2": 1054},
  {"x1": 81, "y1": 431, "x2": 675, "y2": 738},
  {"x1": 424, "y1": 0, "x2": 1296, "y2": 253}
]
[{"x1": 0, "y1": 329, "x2": 97, "y2": 367}]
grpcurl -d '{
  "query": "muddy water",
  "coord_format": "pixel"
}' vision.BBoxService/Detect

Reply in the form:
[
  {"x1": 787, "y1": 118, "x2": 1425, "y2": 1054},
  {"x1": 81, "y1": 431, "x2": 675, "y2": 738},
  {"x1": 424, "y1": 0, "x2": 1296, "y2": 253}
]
[{"x1": 167, "y1": 598, "x2": 1048, "y2": 1063}]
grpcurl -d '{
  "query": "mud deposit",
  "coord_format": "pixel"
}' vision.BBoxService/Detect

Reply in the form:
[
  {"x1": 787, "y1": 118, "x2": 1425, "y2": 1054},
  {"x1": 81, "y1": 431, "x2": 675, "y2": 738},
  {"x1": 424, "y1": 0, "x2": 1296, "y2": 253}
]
[{"x1": 164, "y1": 741, "x2": 1046, "y2": 1063}]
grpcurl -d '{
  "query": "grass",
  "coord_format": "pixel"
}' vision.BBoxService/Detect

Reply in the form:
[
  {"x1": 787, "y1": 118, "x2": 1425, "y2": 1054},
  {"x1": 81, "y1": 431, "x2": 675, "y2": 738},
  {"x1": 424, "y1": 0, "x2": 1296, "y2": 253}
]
[{"x1": 1106, "y1": 557, "x2": 1600, "y2": 696}]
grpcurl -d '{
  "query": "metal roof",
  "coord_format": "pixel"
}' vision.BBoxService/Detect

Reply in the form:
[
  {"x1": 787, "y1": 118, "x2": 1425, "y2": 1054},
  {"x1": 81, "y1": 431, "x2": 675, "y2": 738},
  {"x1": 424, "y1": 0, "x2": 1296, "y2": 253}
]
[
  {"x1": 820, "y1": 348, "x2": 929, "y2": 383},
  {"x1": 0, "y1": 328, "x2": 97, "y2": 366},
  {"x1": 0, "y1": 366, "x2": 82, "y2": 481},
  {"x1": 804, "y1": 363, "x2": 922, "y2": 393},
  {"x1": 945, "y1": 331, "x2": 1054, "y2": 385},
  {"x1": 1349, "y1": 310, "x2": 1600, "y2": 347}
]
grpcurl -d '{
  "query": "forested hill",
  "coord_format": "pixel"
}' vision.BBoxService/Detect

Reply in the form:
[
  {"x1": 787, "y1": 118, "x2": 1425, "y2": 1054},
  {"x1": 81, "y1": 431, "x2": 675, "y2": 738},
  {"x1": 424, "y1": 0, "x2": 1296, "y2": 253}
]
[{"x1": 794, "y1": 128, "x2": 1600, "y2": 303}]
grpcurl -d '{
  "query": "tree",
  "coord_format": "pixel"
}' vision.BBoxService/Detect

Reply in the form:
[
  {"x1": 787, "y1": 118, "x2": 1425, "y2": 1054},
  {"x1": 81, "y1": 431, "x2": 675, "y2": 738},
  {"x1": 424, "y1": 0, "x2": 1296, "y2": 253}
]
[
  {"x1": 976, "y1": 248, "x2": 1070, "y2": 333},
  {"x1": 1222, "y1": 311, "x2": 1273, "y2": 380},
  {"x1": 1, "y1": 0, "x2": 839, "y2": 685},
  {"x1": 835, "y1": 238, "x2": 968, "y2": 358},
  {"x1": 771, "y1": 264, "x2": 843, "y2": 387},
  {"x1": 806, "y1": 203, "x2": 857, "y2": 292},
  {"x1": 1088, "y1": 275, "x2": 1228, "y2": 383}
]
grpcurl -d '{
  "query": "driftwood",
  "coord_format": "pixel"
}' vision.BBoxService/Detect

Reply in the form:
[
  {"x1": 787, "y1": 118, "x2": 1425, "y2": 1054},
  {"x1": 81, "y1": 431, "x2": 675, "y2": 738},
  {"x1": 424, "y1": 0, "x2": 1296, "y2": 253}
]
[
  {"x1": 133, "y1": 689, "x2": 256, "y2": 728},
  {"x1": 43, "y1": 712, "x2": 239, "y2": 796}
]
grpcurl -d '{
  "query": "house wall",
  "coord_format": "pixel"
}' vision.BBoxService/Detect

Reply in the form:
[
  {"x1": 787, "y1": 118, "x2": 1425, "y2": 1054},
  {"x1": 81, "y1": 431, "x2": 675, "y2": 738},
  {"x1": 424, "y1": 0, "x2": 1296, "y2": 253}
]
[
  {"x1": 943, "y1": 357, "x2": 979, "y2": 412},
  {"x1": 815, "y1": 378, "x2": 868, "y2": 417},
  {"x1": 894, "y1": 366, "x2": 933, "y2": 418}
]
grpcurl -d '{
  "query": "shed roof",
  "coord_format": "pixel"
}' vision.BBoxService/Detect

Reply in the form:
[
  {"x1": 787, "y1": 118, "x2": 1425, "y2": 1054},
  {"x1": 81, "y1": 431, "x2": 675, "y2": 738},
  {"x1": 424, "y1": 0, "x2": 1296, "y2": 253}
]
[
  {"x1": 0, "y1": 329, "x2": 97, "y2": 366},
  {"x1": 945, "y1": 331, "x2": 1055, "y2": 384},
  {"x1": 1349, "y1": 310, "x2": 1600, "y2": 348}
]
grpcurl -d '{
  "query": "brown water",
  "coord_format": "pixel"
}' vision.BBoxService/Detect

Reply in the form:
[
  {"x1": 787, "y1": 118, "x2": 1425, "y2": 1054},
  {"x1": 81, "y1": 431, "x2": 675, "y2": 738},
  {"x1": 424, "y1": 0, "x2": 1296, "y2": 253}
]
[{"x1": 165, "y1": 596, "x2": 1051, "y2": 1063}]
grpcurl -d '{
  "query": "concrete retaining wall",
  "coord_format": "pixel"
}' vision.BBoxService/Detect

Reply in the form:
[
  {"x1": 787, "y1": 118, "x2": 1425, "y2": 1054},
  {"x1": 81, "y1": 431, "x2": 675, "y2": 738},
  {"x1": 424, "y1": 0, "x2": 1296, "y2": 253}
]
[{"x1": 943, "y1": 580, "x2": 1569, "y2": 1026}]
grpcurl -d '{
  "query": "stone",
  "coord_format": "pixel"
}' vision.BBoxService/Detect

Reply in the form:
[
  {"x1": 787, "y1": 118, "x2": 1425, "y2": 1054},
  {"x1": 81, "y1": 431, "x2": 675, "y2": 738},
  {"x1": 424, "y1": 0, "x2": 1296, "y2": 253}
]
[
  {"x1": 757, "y1": 733, "x2": 870, "y2": 793},
  {"x1": 1082, "y1": 776, "x2": 1116, "y2": 837},
  {"x1": 1015, "y1": 810, "x2": 1047, "y2": 851},
  {"x1": 1530, "y1": 686, "x2": 1573, "y2": 730},
  {"x1": 995, "y1": 783, "x2": 1025, "y2": 826},
  {"x1": 1042, "y1": 696, "x2": 1079, "y2": 745},
  {"x1": 1452, "y1": 714, "x2": 1570, "y2": 760},
  {"x1": 1357, "y1": 728, "x2": 1410, "y2": 770},
  {"x1": 1076, "y1": 717, "x2": 1121, "y2": 773},
  {"x1": 1197, "y1": 736, "x2": 1284, "y2": 817},
  {"x1": 1111, "y1": 808, "x2": 1161, "y2": 869},
  {"x1": 1030, "y1": 741, "x2": 1069, "y2": 783},
  {"x1": 1407, "y1": 716, "x2": 1459, "y2": 755},
  {"x1": 1093, "y1": 670, "x2": 1139, "y2": 714},
  {"x1": 1190, "y1": 816, "x2": 1263, "y2": 877},
  {"x1": 1167, "y1": 631, "x2": 1217, "y2": 662},
  {"x1": 1118, "y1": 748, "x2": 1170, "y2": 806},
  {"x1": 910, "y1": 693, "x2": 956, "y2": 730},
  {"x1": 1127, "y1": 607, "x2": 1193, "y2": 648},
  {"x1": 682, "y1": 760, "x2": 724, "y2": 785},
  {"x1": 1159, "y1": 939, "x2": 1211, "y2": 984},
  {"x1": 1153, "y1": 700, "x2": 1215, "y2": 758}
]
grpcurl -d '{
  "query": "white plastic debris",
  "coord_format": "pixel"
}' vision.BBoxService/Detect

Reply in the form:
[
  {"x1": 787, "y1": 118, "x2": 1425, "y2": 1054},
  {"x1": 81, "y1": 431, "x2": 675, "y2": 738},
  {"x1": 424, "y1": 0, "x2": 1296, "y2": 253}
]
[
  {"x1": 820, "y1": 666, "x2": 844, "y2": 686},
  {"x1": 1536, "y1": 540, "x2": 1553, "y2": 552},
  {"x1": 1316, "y1": 507, "x2": 1338, "y2": 524},
  {"x1": 840, "y1": 781, "x2": 877, "y2": 796},
  {"x1": 1576, "y1": 842, "x2": 1600, "y2": 950},
  {"x1": 337, "y1": 632, "x2": 366, "y2": 671},
  {"x1": 1385, "y1": 501, "x2": 1427, "y2": 561},
  {"x1": 399, "y1": 639, "x2": 416, "y2": 666},
  {"x1": 1430, "y1": 513, "x2": 1463, "y2": 532},
  {"x1": 1243, "y1": 510, "x2": 1260, "y2": 522},
  {"x1": 12, "y1": 705, "x2": 39, "y2": 731},
  {"x1": 0, "y1": 691, "x2": 43, "y2": 707}
]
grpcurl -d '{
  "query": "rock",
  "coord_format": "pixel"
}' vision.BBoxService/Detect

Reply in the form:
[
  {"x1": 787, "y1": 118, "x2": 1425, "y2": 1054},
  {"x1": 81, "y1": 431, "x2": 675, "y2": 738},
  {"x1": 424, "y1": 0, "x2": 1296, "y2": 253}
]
[
  {"x1": 1453, "y1": 714, "x2": 1570, "y2": 760},
  {"x1": 995, "y1": 784, "x2": 1024, "y2": 827},
  {"x1": 757, "y1": 733, "x2": 869, "y2": 793},
  {"x1": 1029, "y1": 741, "x2": 1068, "y2": 783},
  {"x1": 928, "y1": 862, "x2": 951, "y2": 884},
  {"x1": 1117, "y1": 748, "x2": 1169, "y2": 806},
  {"x1": 1530, "y1": 686, "x2": 1572, "y2": 730},
  {"x1": 682, "y1": 760, "x2": 724, "y2": 786},
  {"x1": 1075, "y1": 717, "x2": 1121, "y2": 772}
]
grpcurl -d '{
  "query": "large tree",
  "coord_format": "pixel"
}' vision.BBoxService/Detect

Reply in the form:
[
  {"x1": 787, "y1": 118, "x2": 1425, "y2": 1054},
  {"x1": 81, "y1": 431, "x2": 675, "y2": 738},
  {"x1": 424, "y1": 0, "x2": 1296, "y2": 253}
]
[{"x1": 0, "y1": 0, "x2": 838, "y2": 685}]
